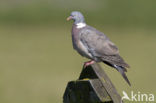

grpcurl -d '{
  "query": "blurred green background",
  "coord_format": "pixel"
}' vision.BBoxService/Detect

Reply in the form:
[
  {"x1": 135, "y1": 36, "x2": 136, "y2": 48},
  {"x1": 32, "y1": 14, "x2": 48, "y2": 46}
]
[{"x1": 0, "y1": 0, "x2": 156, "y2": 103}]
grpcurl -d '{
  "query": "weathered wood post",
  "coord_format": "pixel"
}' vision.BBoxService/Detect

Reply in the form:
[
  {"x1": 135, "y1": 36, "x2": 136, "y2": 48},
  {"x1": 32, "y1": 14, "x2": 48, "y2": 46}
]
[{"x1": 63, "y1": 63, "x2": 122, "y2": 103}]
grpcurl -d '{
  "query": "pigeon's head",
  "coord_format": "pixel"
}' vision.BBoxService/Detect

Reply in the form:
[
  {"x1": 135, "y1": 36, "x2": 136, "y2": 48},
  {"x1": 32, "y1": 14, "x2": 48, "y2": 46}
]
[{"x1": 67, "y1": 11, "x2": 85, "y2": 24}]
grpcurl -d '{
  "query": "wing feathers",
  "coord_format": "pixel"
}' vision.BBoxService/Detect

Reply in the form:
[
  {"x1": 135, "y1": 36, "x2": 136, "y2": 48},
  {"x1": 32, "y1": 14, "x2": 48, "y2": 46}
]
[
  {"x1": 80, "y1": 26, "x2": 119, "y2": 56},
  {"x1": 102, "y1": 54, "x2": 130, "y2": 68}
]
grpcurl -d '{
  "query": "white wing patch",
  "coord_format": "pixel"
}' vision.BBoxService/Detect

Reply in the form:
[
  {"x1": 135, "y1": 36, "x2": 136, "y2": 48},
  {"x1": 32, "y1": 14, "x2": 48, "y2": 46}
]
[{"x1": 78, "y1": 41, "x2": 93, "y2": 58}]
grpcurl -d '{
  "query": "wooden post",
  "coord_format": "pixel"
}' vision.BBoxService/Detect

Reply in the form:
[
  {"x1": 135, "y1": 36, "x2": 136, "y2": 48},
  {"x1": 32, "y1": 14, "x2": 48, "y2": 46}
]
[{"x1": 63, "y1": 63, "x2": 122, "y2": 103}]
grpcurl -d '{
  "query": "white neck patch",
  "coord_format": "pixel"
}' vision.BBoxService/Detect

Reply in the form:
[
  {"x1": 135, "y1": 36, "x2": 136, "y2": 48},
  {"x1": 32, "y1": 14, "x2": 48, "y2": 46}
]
[{"x1": 76, "y1": 23, "x2": 86, "y2": 28}]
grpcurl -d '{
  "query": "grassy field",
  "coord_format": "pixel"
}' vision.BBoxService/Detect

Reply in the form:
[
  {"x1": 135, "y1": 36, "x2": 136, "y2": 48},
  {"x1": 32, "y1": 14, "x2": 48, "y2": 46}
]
[
  {"x1": 0, "y1": 0, "x2": 156, "y2": 103},
  {"x1": 0, "y1": 25, "x2": 155, "y2": 103}
]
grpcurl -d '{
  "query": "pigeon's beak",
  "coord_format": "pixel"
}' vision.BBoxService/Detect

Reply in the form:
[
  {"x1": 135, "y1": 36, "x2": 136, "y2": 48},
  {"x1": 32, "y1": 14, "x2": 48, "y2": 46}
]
[{"x1": 66, "y1": 16, "x2": 73, "y2": 21}]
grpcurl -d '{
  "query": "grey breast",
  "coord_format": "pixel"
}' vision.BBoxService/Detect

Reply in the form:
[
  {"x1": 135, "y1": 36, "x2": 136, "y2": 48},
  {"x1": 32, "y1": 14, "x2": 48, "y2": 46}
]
[{"x1": 71, "y1": 24, "x2": 93, "y2": 59}]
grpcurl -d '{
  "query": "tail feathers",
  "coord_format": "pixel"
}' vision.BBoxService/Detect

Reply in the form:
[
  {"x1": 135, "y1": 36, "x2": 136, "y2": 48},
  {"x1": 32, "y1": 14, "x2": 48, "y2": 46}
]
[{"x1": 114, "y1": 65, "x2": 131, "y2": 86}]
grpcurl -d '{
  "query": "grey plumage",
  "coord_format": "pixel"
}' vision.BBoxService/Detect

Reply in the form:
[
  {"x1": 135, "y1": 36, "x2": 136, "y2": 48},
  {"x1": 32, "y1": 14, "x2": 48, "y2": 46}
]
[{"x1": 67, "y1": 11, "x2": 131, "y2": 86}]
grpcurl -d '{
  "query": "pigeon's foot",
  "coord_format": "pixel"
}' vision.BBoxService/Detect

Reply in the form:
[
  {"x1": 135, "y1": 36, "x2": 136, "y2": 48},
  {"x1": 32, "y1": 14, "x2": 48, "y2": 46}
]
[{"x1": 83, "y1": 60, "x2": 95, "y2": 68}]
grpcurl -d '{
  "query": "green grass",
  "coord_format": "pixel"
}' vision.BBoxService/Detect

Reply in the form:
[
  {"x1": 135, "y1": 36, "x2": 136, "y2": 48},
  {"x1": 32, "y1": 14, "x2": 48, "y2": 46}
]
[
  {"x1": 0, "y1": 0, "x2": 156, "y2": 27},
  {"x1": 0, "y1": 25, "x2": 155, "y2": 103}
]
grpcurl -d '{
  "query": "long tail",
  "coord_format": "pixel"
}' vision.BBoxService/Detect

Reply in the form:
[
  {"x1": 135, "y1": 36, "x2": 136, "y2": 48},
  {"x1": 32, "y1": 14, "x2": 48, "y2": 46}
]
[
  {"x1": 114, "y1": 65, "x2": 131, "y2": 86},
  {"x1": 103, "y1": 61, "x2": 131, "y2": 86}
]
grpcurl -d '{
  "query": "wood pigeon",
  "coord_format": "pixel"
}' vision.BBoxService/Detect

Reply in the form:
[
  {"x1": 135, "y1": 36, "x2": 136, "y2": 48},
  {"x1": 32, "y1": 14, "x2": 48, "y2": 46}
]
[{"x1": 67, "y1": 11, "x2": 131, "y2": 86}]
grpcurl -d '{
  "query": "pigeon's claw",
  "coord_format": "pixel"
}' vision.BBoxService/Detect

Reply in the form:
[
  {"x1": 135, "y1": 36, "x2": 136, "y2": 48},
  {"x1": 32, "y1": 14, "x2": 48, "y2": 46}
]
[{"x1": 83, "y1": 60, "x2": 95, "y2": 68}]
